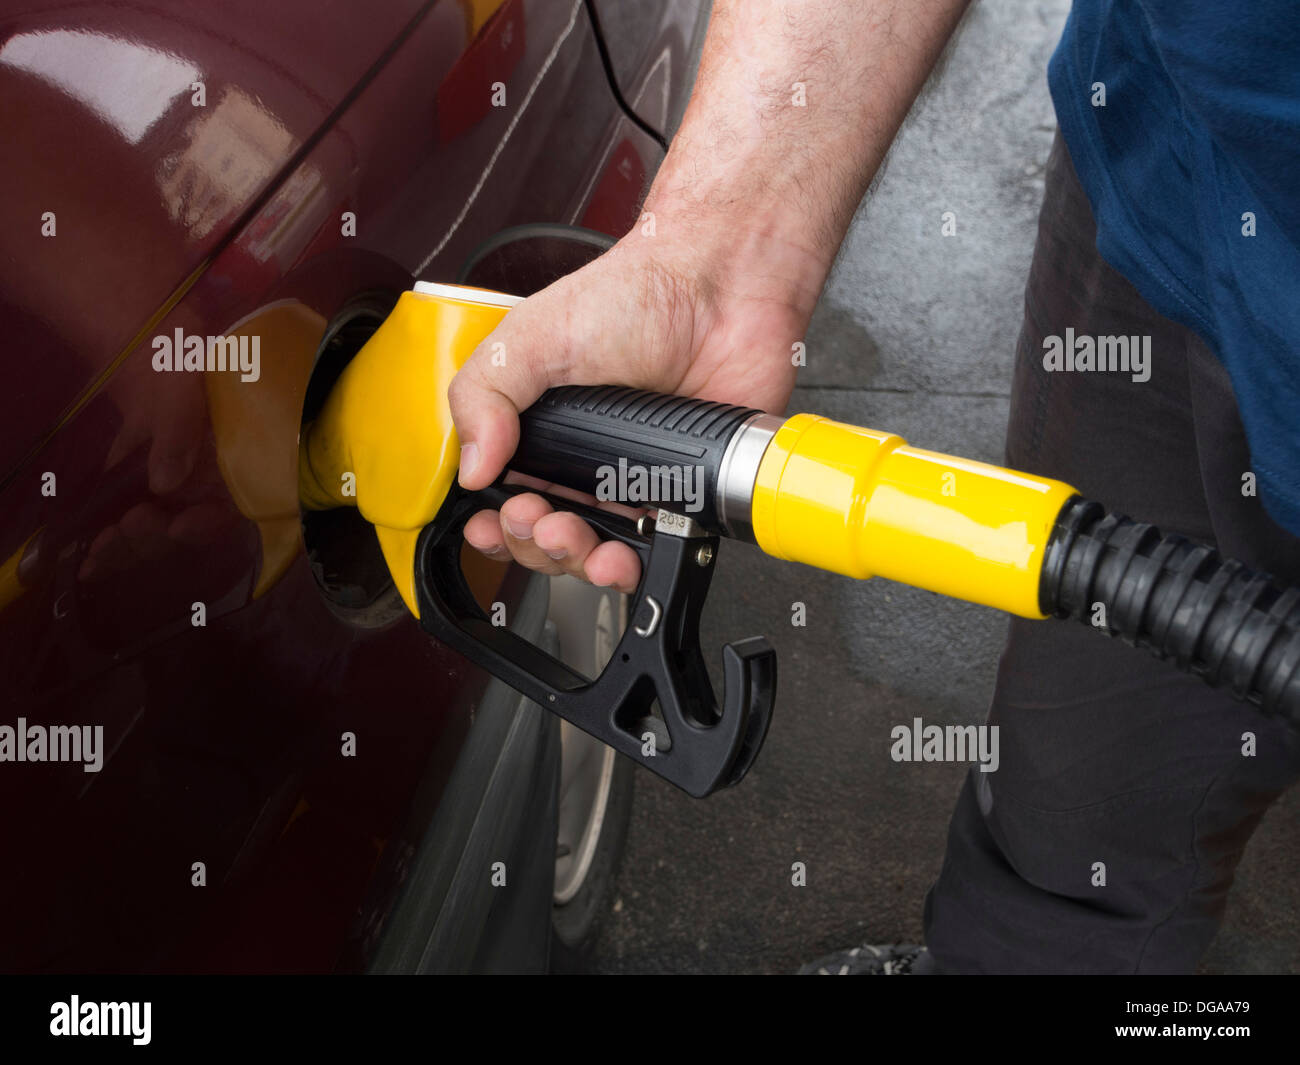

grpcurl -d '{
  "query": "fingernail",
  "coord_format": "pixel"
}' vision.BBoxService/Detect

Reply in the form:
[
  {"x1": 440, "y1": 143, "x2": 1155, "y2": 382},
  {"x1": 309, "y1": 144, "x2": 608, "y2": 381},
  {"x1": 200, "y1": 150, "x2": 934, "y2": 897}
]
[
  {"x1": 459, "y1": 442, "x2": 479, "y2": 482},
  {"x1": 467, "y1": 540, "x2": 508, "y2": 559},
  {"x1": 506, "y1": 518, "x2": 533, "y2": 540},
  {"x1": 544, "y1": 547, "x2": 567, "y2": 561}
]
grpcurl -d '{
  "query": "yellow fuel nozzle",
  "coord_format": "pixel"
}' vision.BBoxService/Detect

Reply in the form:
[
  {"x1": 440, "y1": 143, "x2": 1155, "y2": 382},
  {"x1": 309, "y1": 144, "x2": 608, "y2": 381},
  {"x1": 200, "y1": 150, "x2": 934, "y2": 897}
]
[{"x1": 298, "y1": 283, "x2": 520, "y2": 615}]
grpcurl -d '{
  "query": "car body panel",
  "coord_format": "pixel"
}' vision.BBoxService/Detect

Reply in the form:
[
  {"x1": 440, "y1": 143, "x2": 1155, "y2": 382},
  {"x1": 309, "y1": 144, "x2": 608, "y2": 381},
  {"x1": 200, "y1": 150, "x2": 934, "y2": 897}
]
[
  {"x1": 0, "y1": 0, "x2": 697, "y2": 972},
  {"x1": 0, "y1": 0, "x2": 428, "y2": 478}
]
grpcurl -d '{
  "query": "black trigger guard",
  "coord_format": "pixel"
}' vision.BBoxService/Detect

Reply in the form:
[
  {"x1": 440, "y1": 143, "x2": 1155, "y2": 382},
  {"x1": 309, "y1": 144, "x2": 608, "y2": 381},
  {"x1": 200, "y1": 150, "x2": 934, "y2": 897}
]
[{"x1": 413, "y1": 480, "x2": 777, "y2": 797}]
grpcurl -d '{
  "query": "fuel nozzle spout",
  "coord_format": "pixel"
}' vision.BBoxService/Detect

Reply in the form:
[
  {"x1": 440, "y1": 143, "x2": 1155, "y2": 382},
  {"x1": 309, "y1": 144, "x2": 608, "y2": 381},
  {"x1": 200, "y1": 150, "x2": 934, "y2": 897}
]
[{"x1": 298, "y1": 282, "x2": 521, "y2": 615}]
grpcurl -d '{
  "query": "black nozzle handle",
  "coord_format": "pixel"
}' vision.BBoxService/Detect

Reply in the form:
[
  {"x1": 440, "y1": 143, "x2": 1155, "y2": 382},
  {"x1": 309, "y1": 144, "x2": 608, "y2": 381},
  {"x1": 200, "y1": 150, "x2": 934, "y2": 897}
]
[
  {"x1": 512, "y1": 386, "x2": 764, "y2": 533},
  {"x1": 415, "y1": 480, "x2": 777, "y2": 797},
  {"x1": 1041, "y1": 497, "x2": 1300, "y2": 723}
]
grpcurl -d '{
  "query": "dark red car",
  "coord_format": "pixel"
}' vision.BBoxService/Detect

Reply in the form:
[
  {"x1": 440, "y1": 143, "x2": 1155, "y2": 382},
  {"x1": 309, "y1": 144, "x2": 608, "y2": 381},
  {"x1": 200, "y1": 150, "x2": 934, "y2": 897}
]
[{"x1": 0, "y1": 0, "x2": 707, "y2": 973}]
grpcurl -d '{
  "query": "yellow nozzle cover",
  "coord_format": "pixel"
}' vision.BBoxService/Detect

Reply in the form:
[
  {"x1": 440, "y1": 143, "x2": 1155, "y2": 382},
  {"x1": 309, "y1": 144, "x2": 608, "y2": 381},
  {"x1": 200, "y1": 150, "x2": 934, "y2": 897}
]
[
  {"x1": 299, "y1": 286, "x2": 514, "y2": 616},
  {"x1": 750, "y1": 414, "x2": 1079, "y2": 618}
]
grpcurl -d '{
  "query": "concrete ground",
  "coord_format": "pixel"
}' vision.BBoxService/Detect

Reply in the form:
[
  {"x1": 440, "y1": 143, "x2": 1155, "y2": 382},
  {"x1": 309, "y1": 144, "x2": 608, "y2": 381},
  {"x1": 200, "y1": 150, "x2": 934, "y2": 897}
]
[{"x1": 589, "y1": 0, "x2": 1300, "y2": 974}]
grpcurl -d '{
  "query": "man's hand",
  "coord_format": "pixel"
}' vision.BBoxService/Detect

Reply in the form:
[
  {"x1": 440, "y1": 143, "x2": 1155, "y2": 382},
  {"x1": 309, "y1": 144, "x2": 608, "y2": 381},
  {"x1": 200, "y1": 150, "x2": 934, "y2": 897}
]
[
  {"x1": 448, "y1": 0, "x2": 971, "y2": 592},
  {"x1": 449, "y1": 220, "x2": 808, "y2": 593}
]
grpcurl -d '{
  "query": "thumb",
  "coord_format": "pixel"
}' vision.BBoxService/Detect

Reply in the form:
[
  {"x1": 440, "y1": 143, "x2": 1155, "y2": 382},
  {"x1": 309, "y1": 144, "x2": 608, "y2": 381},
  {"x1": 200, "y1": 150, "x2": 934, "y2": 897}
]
[{"x1": 447, "y1": 305, "x2": 555, "y2": 491}]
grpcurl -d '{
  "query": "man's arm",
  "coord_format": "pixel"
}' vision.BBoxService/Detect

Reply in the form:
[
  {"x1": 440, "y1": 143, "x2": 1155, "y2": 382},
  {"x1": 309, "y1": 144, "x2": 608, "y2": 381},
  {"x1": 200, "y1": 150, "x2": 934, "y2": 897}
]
[
  {"x1": 450, "y1": 0, "x2": 971, "y2": 591},
  {"x1": 643, "y1": 0, "x2": 971, "y2": 313}
]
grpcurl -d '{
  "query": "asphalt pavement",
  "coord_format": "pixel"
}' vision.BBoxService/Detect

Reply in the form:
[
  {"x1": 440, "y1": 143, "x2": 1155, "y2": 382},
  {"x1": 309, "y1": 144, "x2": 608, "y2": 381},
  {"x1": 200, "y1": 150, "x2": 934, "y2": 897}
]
[{"x1": 589, "y1": 0, "x2": 1300, "y2": 974}]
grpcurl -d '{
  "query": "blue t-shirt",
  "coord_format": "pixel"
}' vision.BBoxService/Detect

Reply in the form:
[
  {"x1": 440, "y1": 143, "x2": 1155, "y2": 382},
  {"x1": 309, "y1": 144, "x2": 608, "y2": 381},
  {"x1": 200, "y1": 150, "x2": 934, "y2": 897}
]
[{"x1": 1049, "y1": 1, "x2": 1300, "y2": 536}]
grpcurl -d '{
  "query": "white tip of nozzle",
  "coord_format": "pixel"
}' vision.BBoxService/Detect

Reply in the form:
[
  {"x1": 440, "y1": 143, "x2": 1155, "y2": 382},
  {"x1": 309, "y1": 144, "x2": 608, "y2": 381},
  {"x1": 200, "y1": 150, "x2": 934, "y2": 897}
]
[{"x1": 412, "y1": 281, "x2": 525, "y2": 308}]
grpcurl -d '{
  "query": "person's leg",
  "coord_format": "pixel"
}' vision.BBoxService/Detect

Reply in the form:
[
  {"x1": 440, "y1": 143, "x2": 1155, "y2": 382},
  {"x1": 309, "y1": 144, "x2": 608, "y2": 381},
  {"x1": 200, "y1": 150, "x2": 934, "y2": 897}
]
[{"x1": 921, "y1": 134, "x2": 1300, "y2": 974}]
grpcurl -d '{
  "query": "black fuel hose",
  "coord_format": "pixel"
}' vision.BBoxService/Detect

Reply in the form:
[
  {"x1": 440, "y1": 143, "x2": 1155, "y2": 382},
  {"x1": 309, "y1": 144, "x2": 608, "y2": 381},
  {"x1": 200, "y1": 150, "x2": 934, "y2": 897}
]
[{"x1": 1041, "y1": 497, "x2": 1300, "y2": 724}]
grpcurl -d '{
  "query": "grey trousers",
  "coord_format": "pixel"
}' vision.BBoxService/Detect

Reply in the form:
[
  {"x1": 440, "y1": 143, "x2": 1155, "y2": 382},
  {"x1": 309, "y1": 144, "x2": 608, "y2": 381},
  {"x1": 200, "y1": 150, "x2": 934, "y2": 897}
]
[{"x1": 922, "y1": 134, "x2": 1300, "y2": 974}]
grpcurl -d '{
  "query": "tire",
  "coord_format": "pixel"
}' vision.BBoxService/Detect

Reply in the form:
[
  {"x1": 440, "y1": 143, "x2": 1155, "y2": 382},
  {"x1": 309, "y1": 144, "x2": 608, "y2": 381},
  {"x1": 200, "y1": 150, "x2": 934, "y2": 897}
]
[{"x1": 545, "y1": 576, "x2": 634, "y2": 972}]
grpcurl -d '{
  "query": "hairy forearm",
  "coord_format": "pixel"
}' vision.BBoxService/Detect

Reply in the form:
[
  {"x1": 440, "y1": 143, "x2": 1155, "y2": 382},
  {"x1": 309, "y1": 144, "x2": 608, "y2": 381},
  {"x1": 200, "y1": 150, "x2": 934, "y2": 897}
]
[{"x1": 642, "y1": 0, "x2": 972, "y2": 311}]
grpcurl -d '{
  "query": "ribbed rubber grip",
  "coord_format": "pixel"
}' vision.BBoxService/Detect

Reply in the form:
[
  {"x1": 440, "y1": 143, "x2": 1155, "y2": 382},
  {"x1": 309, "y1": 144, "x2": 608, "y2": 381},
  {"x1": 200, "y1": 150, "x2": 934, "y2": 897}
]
[
  {"x1": 1041, "y1": 497, "x2": 1300, "y2": 722},
  {"x1": 513, "y1": 386, "x2": 762, "y2": 532}
]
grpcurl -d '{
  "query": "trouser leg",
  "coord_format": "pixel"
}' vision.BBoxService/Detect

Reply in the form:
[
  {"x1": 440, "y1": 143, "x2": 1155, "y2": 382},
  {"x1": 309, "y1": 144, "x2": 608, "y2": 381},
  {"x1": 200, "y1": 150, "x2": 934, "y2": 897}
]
[{"x1": 921, "y1": 134, "x2": 1300, "y2": 974}]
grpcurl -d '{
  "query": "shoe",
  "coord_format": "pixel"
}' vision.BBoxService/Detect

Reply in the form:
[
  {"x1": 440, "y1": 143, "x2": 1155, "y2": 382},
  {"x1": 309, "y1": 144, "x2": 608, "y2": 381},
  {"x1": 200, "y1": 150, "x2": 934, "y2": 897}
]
[{"x1": 797, "y1": 942, "x2": 930, "y2": 975}]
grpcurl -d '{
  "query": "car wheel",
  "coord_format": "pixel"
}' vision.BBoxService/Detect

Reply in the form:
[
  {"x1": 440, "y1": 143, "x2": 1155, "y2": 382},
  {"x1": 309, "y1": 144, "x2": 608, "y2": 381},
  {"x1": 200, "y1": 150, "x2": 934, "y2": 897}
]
[{"x1": 546, "y1": 575, "x2": 634, "y2": 971}]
